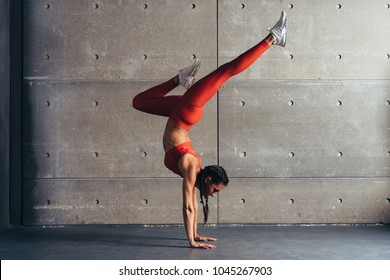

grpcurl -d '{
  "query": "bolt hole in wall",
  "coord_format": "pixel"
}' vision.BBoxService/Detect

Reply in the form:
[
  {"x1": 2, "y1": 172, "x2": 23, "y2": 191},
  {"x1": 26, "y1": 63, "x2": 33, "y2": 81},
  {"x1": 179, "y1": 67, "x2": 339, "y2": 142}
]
[{"x1": 239, "y1": 151, "x2": 247, "y2": 158}]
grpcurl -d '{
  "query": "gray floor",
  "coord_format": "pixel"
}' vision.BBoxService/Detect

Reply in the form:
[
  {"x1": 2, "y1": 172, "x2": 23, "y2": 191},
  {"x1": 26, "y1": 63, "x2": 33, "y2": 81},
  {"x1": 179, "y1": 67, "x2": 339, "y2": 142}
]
[{"x1": 0, "y1": 224, "x2": 389, "y2": 260}]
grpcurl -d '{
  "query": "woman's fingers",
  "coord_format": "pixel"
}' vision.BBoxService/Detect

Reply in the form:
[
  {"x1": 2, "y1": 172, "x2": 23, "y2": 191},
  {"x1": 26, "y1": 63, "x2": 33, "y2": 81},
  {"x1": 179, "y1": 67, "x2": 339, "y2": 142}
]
[
  {"x1": 195, "y1": 235, "x2": 217, "y2": 242},
  {"x1": 206, "y1": 237, "x2": 217, "y2": 241},
  {"x1": 198, "y1": 243, "x2": 216, "y2": 249},
  {"x1": 192, "y1": 242, "x2": 216, "y2": 249}
]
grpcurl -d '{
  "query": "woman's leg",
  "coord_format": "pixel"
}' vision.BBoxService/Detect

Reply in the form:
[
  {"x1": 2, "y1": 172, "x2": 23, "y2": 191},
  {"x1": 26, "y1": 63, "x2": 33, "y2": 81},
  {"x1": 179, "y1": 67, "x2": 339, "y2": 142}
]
[
  {"x1": 182, "y1": 35, "x2": 274, "y2": 107},
  {"x1": 132, "y1": 59, "x2": 201, "y2": 117},
  {"x1": 170, "y1": 11, "x2": 287, "y2": 130},
  {"x1": 177, "y1": 11, "x2": 287, "y2": 109},
  {"x1": 132, "y1": 77, "x2": 182, "y2": 117},
  {"x1": 169, "y1": 35, "x2": 274, "y2": 130}
]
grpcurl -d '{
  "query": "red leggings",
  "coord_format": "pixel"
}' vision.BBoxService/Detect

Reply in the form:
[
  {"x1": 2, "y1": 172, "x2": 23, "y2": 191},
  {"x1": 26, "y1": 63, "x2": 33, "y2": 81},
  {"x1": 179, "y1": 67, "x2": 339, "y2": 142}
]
[{"x1": 133, "y1": 40, "x2": 270, "y2": 130}]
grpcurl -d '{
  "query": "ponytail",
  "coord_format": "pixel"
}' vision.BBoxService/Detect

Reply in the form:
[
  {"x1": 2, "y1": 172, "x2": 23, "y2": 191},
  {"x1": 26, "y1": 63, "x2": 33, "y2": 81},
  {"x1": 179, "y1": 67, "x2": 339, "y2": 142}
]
[{"x1": 200, "y1": 194, "x2": 209, "y2": 224}]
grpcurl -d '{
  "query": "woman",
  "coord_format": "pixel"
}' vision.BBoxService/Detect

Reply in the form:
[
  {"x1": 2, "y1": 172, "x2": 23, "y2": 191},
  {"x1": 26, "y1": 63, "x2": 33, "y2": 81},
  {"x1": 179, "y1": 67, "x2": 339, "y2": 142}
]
[{"x1": 133, "y1": 11, "x2": 287, "y2": 249}]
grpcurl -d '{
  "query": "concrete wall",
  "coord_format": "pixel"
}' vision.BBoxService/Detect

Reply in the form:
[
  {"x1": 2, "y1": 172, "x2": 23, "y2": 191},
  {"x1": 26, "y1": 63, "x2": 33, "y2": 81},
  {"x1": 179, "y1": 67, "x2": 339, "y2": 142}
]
[
  {"x1": 0, "y1": 0, "x2": 10, "y2": 232},
  {"x1": 22, "y1": 0, "x2": 390, "y2": 225}
]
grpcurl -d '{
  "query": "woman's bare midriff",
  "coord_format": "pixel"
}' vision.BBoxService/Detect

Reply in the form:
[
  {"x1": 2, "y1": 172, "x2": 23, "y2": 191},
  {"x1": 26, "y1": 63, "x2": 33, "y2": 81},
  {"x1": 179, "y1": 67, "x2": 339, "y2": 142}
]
[{"x1": 163, "y1": 119, "x2": 191, "y2": 152}]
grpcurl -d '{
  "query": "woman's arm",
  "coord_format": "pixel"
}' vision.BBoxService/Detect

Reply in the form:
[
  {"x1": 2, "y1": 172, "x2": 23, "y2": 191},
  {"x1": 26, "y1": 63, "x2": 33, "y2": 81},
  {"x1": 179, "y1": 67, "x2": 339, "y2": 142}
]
[
  {"x1": 192, "y1": 186, "x2": 199, "y2": 238},
  {"x1": 180, "y1": 155, "x2": 215, "y2": 249},
  {"x1": 192, "y1": 187, "x2": 217, "y2": 242}
]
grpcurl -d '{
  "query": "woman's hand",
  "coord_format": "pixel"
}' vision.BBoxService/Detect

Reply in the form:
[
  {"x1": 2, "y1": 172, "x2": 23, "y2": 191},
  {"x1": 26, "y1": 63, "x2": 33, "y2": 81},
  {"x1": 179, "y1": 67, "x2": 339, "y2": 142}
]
[
  {"x1": 194, "y1": 235, "x2": 217, "y2": 242},
  {"x1": 190, "y1": 241, "x2": 216, "y2": 249}
]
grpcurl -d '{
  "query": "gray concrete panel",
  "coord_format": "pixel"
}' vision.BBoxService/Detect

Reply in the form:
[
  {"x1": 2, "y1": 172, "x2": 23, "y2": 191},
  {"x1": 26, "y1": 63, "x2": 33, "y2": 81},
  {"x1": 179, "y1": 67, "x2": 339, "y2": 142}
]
[
  {"x1": 219, "y1": 0, "x2": 390, "y2": 79},
  {"x1": 219, "y1": 178, "x2": 390, "y2": 224},
  {"x1": 23, "y1": 178, "x2": 390, "y2": 225},
  {"x1": 23, "y1": 81, "x2": 217, "y2": 178},
  {"x1": 24, "y1": 0, "x2": 217, "y2": 80},
  {"x1": 23, "y1": 179, "x2": 218, "y2": 225},
  {"x1": 219, "y1": 81, "x2": 390, "y2": 177}
]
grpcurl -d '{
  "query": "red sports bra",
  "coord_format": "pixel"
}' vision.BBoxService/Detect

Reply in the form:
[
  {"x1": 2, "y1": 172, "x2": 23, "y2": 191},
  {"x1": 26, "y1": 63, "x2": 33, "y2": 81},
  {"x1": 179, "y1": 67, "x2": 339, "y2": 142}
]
[{"x1": 164, "y1": 141, "x2": 201, "y2": 176}]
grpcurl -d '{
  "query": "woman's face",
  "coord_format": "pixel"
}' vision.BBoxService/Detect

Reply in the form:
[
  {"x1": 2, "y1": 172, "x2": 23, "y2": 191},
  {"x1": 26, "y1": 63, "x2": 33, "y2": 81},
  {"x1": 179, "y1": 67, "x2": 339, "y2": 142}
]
[{"x1": 204, "y1": 182, "x2": 225, "y2": 197}]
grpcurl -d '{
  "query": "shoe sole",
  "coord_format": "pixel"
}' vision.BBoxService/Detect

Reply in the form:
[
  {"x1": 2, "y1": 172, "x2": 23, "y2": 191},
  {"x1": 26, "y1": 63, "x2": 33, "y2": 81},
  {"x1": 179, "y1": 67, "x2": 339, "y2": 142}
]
[
  {"x1": 275, "y1": 11, "x2": 287, "y2": 47},
  {"x1": 190, "y1": 59, "x2": 201, "y2": 77},
  {"x1": 280, "y1": 11, "x2": 287, "y2": 28}
]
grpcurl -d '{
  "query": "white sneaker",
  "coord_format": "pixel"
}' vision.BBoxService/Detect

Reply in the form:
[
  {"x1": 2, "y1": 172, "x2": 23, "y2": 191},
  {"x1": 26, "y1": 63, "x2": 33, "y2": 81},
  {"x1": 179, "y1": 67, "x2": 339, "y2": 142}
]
[
  {"x1": 179, "y1": 59, "x2": 201, "y2": 89},
  {"x1": 269, "y1": 11, "x2": 287, "y2": 47}
]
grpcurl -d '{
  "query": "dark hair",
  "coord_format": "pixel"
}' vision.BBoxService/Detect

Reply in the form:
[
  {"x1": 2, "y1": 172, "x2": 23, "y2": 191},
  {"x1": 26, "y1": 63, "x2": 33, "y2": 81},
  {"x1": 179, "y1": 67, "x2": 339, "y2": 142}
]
[{"x1": 196, "y1": 165, "x2": 229, "y2": 224}]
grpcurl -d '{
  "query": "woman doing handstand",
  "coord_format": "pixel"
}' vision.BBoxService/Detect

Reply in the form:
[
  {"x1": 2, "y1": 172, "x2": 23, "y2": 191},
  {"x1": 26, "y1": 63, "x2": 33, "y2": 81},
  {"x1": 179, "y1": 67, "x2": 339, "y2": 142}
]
[{"x1": 133, "y1": 11, "x2": 287, "y2": 249}]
